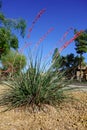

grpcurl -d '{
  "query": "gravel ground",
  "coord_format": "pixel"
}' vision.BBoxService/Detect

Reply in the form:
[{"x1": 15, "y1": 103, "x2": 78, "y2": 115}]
[{"x1": 0, "y1": 84, "x2": 87, "y2": 130}]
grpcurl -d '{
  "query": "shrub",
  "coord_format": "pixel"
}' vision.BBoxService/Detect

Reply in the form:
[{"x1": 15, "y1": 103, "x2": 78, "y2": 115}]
[
  {"x1": 0, "y1": 53, "x2": 69, "y2": 111},
  {"x1": 1, "y1": 51, "x2": 26, "y2": 77}
]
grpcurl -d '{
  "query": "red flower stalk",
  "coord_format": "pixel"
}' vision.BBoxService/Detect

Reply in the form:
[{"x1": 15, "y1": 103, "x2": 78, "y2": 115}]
[
  {"x1": 2, "y1": 67, "x2": 12, "y2": 73},
  {"x1": 33, "y1": 27, "x2": 54, "y2": 51},
  {"x1": 19, "y1": 42, "x2": 32, "y2": 53},
  {"x1": 59, "y1": 30, "x2": 83, "y2": 53},
  {"x1": 43, "y1": 27, "x2": 73, "y2": 60},
  {"x1": 27, "y1": 8, "x2": 46, "y2": 38},
  {"x1": 43, "y1": 50, "x2": 53, "y2": 61},
  {"x1": 32, "y1": 8, "x2": 46, "y2": 25},
  {"x1": 27, "y1": 34, "x2": 30, "y2": 38},
  {"x1": 2, "y1": 63, "x2": 14, "y2": 74},
  {"x1": 2, "y1": 65, "x2": 18, "y2": 75}
]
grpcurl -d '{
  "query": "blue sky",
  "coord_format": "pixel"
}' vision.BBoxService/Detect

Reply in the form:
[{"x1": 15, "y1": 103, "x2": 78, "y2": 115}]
[{"x1": 2, "y1": 0, "x2": 87, "y2": 62}]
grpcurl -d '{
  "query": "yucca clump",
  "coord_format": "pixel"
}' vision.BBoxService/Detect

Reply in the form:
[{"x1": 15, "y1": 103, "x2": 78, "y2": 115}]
[
  {"x1": 0, "y1": 8, "x2": 83, "y2": 112},
  {"x1": 0, "y1": 54, "x2": 69, "y2": 111}
]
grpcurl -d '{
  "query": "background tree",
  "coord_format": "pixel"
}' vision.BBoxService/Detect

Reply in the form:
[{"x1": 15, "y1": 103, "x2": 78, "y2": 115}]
[
  {"x1": 0, "y1": 0, "x2": 26, "y2": 75},
  {"x1": 0, "y1": 1, "x2": 26, "y2": 58},
  {"x1": 52, "y1": 48, "x2": 86, "y2": 79},
  {"x1": 74, "y1": 29, "x2": 87, "y2": 81},
  {"x1": 0, "y1": 28, "x2": 19, "y2": 57},
  {"x1": 61, "y1": 53, "x2": 86, "y2": 79}
]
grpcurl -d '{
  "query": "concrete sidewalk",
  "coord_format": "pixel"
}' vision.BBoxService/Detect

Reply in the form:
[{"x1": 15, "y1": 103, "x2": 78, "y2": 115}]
[{"x1": 68, "y1": 84, "x2": 87, "y2": 91}]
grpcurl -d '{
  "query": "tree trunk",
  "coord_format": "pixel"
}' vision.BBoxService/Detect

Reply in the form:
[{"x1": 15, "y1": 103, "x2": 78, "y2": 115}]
[{"x1": 79, "y1": 54, "x2": 82, "y2": 82}]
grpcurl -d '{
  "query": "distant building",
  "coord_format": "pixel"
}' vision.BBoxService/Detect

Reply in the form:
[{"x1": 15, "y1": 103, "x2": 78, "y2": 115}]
[{"x1": 76, "y1": 65, "x2": 87, "y2": 81}]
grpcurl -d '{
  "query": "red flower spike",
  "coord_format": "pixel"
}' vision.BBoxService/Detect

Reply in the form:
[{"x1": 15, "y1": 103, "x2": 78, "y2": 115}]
[
  {"x1": 19, "y1": 42, "x2": 32, "y2": 53},
  {"x1": 59, "y1": 30, "x2": 84, "y2": 53},
  {"x1": 43, "y1": 27, "x2": 74, "y2": 61},
  {"x1": 33, "y1": 27, "x2": 54, "y2": 51},
  {"x1": 28, "y1": 8, "x2": 46, "y2": 35}
]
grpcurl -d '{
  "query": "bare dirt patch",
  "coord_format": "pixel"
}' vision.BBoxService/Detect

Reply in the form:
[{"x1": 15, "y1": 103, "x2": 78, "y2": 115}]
[{"x1": 0, "y1": 85, "x2": 87, "y2": 130}]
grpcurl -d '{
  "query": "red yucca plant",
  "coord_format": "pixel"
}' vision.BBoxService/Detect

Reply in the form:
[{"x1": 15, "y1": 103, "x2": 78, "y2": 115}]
[{"x1": 0, "y1": 8, "x2": 84, "y2": 111}]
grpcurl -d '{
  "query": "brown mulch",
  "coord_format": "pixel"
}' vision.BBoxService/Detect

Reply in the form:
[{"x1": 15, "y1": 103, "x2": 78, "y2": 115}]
[{"x1": 0, "y1": 85, "x2": 87, "y2": 130}]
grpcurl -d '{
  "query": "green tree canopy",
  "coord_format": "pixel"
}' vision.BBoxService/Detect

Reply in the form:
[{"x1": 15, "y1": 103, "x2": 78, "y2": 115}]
[
  {"x1": 0, "y1": 1, "x2": 26, "y2": 57},
  {"x1": 74, "y1": 29, "x2": 87, "y2": 55},
  {"x1": 61, "y1": 53, "x2": 86, "y2": 79},
  {"x1": 74, "y1": 29, "x2": 87, "y2": 81},
  {"x1": 0, "y1": 12, "x2": 26, "y2": 37},
  {"x1": 0, "y1": 28, "x2": 19, "y2": 57}
]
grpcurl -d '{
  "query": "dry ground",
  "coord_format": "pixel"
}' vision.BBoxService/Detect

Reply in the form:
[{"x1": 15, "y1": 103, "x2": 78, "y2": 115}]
[{"x1": 0, "y1": 84, "x2": 87, "y2": 130}]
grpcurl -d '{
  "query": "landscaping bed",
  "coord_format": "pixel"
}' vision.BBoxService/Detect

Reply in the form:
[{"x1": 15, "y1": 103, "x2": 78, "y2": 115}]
[{"x1": 0, "y1": 84, "x2": 87, "y2": 130}]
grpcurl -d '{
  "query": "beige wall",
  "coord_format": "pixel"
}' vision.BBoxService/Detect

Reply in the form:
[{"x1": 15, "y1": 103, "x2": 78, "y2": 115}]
[{"x1": 76, "y1": 66, "x2": 87, "y2": 80}]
